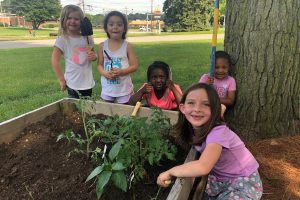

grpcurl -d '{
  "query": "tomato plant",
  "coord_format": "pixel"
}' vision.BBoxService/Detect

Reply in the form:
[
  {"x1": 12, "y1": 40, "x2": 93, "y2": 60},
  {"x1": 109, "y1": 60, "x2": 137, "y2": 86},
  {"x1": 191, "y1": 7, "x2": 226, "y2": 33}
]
[{"x1": 57, "y1": 100, "x2": 177, "y2": 199}]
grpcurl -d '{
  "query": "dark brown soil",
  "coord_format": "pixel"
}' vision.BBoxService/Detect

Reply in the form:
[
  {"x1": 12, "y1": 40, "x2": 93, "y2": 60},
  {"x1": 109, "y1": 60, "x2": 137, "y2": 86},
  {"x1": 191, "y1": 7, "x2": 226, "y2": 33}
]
[{"x1": 0, "y1": 112, "x2": 186, "y2": 200}]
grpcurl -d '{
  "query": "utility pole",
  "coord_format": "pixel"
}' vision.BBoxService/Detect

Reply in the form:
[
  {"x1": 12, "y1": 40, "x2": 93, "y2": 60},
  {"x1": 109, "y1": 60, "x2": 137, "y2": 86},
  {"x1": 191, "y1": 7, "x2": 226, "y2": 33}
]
[
  {"x1": 124, "y1": 7, "x2": 128, "y2": 22},
  {"x1": 78, "y1": 0, "x2": 85, "y2": 13},
  {"x1": 150, "y1": 0, "x2": 153, "y2": 30},
  {"x1": 0, "y1": 1, "x2": 3, "y2": 14}
]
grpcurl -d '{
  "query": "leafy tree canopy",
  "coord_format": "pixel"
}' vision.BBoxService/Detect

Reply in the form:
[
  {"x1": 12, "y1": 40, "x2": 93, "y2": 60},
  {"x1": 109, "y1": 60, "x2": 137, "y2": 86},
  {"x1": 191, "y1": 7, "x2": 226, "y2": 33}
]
[
  {"x1": 163, "y1": 0, "x2": 213, "y2": 31},
  {"x1": 219, "y1": 0, "x2": 226, "y2": 16},
  {"x1": 85, "y1": 13, "x2": 104, "y2": 28},
  {"x1": 127, "y1": 13, "x2": 147, "y2": 21},
  {"x1": 2, "y1": 0, "x2": 61, "y2": 29}
]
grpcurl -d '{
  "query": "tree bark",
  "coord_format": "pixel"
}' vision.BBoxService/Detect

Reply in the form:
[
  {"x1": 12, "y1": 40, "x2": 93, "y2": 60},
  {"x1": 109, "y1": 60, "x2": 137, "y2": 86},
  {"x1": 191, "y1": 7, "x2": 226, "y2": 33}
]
[{"x1": 224, "y1": 0, "x2": 300, "y2": 140}]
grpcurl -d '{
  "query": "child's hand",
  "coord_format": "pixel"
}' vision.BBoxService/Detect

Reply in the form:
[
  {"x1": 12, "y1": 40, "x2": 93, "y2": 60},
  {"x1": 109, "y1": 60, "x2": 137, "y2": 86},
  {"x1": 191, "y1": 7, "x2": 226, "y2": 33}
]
[
  {"x1": 221, "y1": 104, "x2": 227, "y2": 119},
  {"x1": 157, "y1": 171, "x2": 172, "y2": 187},
  {"x1": 111, "y1": 67, "x2": 123, "y2": 78},
  {"x1": 166, "y1": 79, "x2": 175, "y2": 91},
  {"x1": 104, "y1": 71, "x2": 115, "y2": 80},
  {"x1": 143, "y1": 82, "x2": 153, "y2": 94},
  {"x1": 59, "y1": 79, "x2": 67, "y2": 91},
  {"x1": 206, "y1": 77, "x2": 214, "y2": 85},
  {"x1": 86, "y1": 48, "x2": 97, "y2": 61}
]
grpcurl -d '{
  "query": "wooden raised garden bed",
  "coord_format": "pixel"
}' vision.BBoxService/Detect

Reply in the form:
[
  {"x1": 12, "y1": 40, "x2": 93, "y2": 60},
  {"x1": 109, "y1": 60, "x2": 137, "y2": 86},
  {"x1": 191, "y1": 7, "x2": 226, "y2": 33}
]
[{"x1": 0, "y1": 98, "x2": 201, "y2": 200}]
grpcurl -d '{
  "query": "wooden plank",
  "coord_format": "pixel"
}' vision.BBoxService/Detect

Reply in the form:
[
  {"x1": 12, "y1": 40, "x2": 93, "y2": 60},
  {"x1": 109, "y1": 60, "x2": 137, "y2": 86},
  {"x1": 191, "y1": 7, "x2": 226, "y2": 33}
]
[
  {"x1": 61, "y1": 100, "x2": 179, "y2": 125},
  {"x1": 1, "y1": 99, "x2": 179, "y2": 144},
  {"x1": 91, "y1": 101, "x2": 179, "y2": 124},
  {"x1": 166, "y1": 147, "x2": 198, "y2": 200},
  {"x1": 0, "y1": 99, "x2": 65, "y2": 144}
]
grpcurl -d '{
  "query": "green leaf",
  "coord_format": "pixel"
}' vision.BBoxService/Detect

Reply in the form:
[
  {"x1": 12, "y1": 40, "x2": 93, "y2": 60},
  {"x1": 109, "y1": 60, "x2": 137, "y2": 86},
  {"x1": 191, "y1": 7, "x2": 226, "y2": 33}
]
[
  {"x1": 148, "y1": 153, "x2": 154, "y2": 165},
  {"x1": 85, "y1": 165, "x2": 104, "y2": 183},
  {"x1": 96, "y1": 171, "x2": 112, "y2": 199},
  {"x1": 56, "y1": 134, "x2": 65, "y2": 142},
  {"x1": 112, "y1": 162, "x2": 126, "y2": 171},
  {"x1": 166, "y1": 152, "x2": 176, "y2": 160},
  {"x1": 109, "y1": 139, "x2": 124, "y2": 161},
  {"x1": 111, "y1": 171, "x2": 127, "y2": 192}
]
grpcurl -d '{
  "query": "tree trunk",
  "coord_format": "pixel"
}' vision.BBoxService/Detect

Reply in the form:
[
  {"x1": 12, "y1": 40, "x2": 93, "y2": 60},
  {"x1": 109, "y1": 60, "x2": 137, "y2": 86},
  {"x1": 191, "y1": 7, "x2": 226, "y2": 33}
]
[{"x1": 224, "y1": 0, "x2": 300, "y2": 140}]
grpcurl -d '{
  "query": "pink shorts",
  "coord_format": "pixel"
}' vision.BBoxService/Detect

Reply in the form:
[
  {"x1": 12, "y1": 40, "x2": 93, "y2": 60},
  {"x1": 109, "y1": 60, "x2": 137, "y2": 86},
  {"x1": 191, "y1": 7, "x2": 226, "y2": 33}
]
[{"x1": 101, "y1": 93, "x2": 132, "y2": 104}]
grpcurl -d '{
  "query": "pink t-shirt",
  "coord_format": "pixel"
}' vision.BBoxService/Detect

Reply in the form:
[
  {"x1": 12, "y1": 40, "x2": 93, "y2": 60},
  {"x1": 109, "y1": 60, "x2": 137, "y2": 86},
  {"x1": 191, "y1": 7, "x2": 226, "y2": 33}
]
[
  {"x1": 199, "y1": 74, "x2": 236, "y2": 98},
  {"x1": 194, "y1": 125, "x2": 259, "y2": 181},
  {"x1": 139, "y1": 83, "x2": 182, "y2": 110}
]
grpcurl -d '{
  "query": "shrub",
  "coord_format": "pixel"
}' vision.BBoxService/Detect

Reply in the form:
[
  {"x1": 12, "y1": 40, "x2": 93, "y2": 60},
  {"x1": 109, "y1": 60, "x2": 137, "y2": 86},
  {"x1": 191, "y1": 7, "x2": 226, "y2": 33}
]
[{"x1": 43, "y1": 23, "x2": 58, "y2": 28}]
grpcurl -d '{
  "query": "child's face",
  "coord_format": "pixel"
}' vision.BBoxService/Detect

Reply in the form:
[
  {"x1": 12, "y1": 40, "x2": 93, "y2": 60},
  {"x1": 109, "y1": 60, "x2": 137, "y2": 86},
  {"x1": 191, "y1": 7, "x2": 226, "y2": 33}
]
[
  {"x1": 107, "y1": 16, "x2": 125, "y2": 40},
  {"x1": 179, "y1": 88, "x2": 211, "y2": 129},
  {"x1": 65, "y1": 11, "x2": 81, "y2": 33},
  {"x1": 214, "y1": 58, "x2": 230, "y2": 79},
  {"x1": 149, "y1": 68, "x2": 167, "y2": 91}
]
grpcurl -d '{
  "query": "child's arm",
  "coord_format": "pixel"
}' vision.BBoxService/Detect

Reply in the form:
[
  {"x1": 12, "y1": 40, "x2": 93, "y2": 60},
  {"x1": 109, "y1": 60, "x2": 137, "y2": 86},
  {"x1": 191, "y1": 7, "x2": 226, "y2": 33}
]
[
  {"x1": 167, "y1": 80, "x2": 182, "y2": 105},
  {"x1": 220, "y1": 90, "x2": 235, "y2": 106},
  {"x1": 51, "y1": 47, "x2": 66, "y2": 91},
  {"x1": 128, "y1": 83, "x2": 152, "y2": 105},
  {"x1": 87, "y1": 48, "x2": 97, "y2": 61},
  {"x1": 111, "y1": 43, "x2": 138, "y2": 77},
  {"x1": 86, "y1": 37, "x2": 97, "y2": 61},
  {"x1": 157, "y1": 143, "x2": 222, "y2": 187},
  {"x1": 97, "y1": 43, "x2": 114, "y2": 80}
]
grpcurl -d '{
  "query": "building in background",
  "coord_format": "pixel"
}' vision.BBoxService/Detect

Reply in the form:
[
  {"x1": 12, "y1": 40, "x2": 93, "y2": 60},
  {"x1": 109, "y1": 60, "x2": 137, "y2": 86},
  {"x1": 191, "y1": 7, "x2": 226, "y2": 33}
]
[
  {"x1": 0, "y1": 13, "x2": 32, "y2": 27},
  {"x1": 129, "y1": 19, "x2": 164, "y2": 29}
]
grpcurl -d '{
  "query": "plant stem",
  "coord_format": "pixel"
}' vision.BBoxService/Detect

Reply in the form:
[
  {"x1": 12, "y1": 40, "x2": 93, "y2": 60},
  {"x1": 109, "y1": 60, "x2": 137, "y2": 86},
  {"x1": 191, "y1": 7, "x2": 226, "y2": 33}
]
[
  {"x1": 25, "y1": 185, "x2": 34, "y2": 200},
  {"x1": 152, "y1": 186, "x2": 162, "y2": 200},
  {"x1": 81, "y1": 100, "x2": 90, "y2": 157}
]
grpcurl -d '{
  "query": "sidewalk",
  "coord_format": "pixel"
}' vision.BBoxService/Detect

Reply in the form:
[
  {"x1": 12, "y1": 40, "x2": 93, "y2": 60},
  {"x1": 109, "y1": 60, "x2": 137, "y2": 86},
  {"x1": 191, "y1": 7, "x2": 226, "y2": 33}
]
[{"x1": 0, "y1": 34, "x2": 224, "y2": 49}]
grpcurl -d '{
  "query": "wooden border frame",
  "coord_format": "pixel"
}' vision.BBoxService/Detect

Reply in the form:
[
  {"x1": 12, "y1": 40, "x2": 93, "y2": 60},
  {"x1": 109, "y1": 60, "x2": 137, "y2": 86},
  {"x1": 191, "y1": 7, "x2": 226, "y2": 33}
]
[
  {"x1": 166, "y1": 147, "x2": 198, "y2": 200},
  {"x1": 0, "y1": 98, "x2": 197, "y2": 199}
]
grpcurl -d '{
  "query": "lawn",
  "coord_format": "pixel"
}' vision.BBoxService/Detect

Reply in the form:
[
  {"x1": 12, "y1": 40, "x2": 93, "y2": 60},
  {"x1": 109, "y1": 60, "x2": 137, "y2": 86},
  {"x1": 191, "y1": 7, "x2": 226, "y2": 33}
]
[
  {"x1": 0, "y1": 39, "x2": 223, "y2": 122},
  {"x1": 0, "y1": 27, "x2": 225, "y2": 41}
]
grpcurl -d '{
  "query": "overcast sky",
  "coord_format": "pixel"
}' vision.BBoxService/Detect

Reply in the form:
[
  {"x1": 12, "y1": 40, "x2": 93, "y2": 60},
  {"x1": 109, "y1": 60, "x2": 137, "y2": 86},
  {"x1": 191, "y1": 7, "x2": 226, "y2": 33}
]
[{"x1": 60, "y1": 0, "x2": 165, "y2": 15}]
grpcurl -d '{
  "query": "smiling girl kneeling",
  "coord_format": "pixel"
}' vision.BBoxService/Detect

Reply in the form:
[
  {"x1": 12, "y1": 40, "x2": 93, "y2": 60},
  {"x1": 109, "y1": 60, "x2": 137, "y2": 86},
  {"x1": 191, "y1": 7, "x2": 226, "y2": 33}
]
[{"x1": 157, "y1": 83, "x2": 263, "y2": 200}]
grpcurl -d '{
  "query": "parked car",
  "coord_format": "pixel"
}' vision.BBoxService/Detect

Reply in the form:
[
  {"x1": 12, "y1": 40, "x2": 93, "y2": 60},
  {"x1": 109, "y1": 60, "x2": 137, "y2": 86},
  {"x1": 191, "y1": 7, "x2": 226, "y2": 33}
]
[{"x1": 139, "y1": 26, "x2": 151, "y2": 32}]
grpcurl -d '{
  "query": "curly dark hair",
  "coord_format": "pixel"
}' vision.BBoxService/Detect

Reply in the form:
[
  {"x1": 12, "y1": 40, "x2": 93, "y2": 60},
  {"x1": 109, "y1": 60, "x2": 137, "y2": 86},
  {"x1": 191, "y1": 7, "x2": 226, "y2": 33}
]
[
  {"x1": 215, "y1": 50, "x2": 232, "y2": 68},
  {"x1": 147, "y1": 61, "x2": 171, "y2": 82}
]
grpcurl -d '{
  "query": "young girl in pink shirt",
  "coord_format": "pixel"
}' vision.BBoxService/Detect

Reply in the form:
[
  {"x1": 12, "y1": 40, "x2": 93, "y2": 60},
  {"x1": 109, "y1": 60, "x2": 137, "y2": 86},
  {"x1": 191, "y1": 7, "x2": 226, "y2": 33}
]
[
  {"x1": 199, "y1": 51, "x2": 236, "y2": 117},
  {"x1": 157, "y1": 83, "x2": 262, "y2": 199},
  {"x1": 128, "y1": 61, "x2": 182, "y2": 110}
]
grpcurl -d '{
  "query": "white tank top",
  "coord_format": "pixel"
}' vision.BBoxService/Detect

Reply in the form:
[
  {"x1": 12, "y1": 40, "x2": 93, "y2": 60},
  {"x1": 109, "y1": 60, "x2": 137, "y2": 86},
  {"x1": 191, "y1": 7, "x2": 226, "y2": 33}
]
[{"x1": 101, "y1": 39, "x2": 133, "y2": 97}]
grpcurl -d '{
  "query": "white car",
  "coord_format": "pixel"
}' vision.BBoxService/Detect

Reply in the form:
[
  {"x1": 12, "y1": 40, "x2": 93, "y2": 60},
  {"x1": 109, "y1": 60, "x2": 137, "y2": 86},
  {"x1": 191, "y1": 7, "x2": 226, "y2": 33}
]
[{"x1": 139, "y1": 26, "x2": 151, "y2": 32}]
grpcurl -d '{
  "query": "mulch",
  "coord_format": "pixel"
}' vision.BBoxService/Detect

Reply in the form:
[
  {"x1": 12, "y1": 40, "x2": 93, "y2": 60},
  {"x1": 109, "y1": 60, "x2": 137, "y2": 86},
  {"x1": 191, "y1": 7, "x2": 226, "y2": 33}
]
[{"x1": 247, "y1": 135, "x2": 300, "y2": 200}]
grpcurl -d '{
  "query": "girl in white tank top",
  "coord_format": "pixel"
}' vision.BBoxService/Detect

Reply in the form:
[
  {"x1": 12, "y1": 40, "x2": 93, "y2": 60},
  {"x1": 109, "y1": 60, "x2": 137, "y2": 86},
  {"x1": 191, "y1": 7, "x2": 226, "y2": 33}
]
[{"x1": 97, "y1": 11, "x2": 138, "y2": 104}]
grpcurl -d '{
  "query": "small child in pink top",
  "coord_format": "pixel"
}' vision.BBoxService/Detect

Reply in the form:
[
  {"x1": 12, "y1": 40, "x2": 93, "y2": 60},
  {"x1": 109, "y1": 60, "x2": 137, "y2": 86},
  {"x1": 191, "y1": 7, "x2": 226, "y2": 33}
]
[
  {"x1": 128, "y1": 61, "x2": 182, "y2": 110},
  {"x1": 199, "y1": 51, "x2": 236, "y2": 116}
]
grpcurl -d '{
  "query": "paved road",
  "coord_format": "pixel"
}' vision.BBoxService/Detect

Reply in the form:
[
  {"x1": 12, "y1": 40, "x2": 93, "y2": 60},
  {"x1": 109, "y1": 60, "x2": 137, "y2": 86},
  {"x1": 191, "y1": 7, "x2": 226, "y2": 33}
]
[{"x1": 0, "y1": 34, "x2": 224, "y2": 49}]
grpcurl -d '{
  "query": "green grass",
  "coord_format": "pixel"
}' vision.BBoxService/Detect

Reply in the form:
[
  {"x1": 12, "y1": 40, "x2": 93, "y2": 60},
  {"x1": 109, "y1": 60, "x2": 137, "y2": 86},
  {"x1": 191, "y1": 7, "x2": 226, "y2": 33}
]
[
  {"x1": 0, "y1": 39, "x2": 223, "y2": 122},
  {"x1": 0, "y1": 27, "x2": 224, "y2": 40}
]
